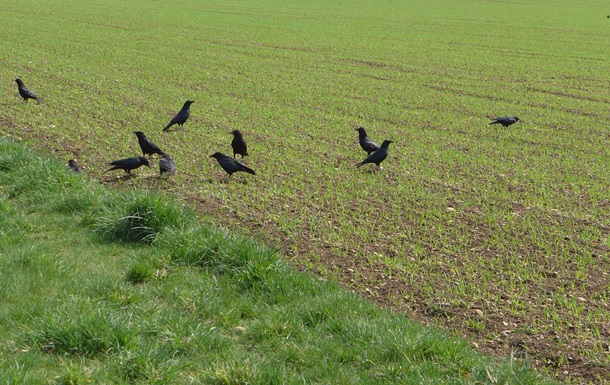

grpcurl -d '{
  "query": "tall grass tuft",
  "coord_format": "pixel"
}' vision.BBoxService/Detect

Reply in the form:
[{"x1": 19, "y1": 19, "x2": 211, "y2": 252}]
[
  {"x1": 157, "y1": 225, "x2": 280, "y2": 281},
  {"x1": 93, "y1": 192, "x2": 192, "y2": 244},
  {"x1": 24, "y1": 299, "x2": 134, "y2": 357},
  {"x1": 126, "y1": 259, "x2": 155, "y2": 284},
  {"x1": 203, "y1": 359, "x2": 259, "y2": 385}
]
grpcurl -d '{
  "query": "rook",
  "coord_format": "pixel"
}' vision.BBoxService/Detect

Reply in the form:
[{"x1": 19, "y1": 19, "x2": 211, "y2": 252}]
[
  {"x1": 15, "y1": 78, "x2": 40, "y2": 102},
  {"x1": 159, "y1": 153, "x2": 176, "y2": 176},
  {"x1": 162, "y1": 100, "x2": 195, "y2": 131},
  {"x1": 210, "y1": 152, "x2": 255, "y2": 177},
  {"x1": 230, "y1": 129, "x2": 248, "y2": 159},
  {"x1": 355, "y1": 127, "x2": 380, "y2": 155},
  {"x1": 67, "y1": 159, "x2": 81, "y2": 173},
  {"x1": 105, "y1": 156, "x2": 151, "y2": 174},
  {"x1": 489, "y1": 116, "x2": 520, "y2": 127},
  {"x1": 356, "y1": 140, "x2": 393, "y2": 168},
  {"x1": 134, "y1": 131, "x2": 164, "y2": 157}
]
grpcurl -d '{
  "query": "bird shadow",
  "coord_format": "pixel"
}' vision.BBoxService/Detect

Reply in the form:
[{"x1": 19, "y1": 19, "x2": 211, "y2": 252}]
[
  {"x1": 150, "y1": 175, "x2": 177, "y2": 188},
  {"x1": 358, "y1": 167, "x2": 382, "y2": 174},
  {"x1": 102, "y1": 173, "x2": 137, "y2": 184},
  {"x1": 207, "y1": 177, "x2": 249, "y2": 185},
  {"x1": 162, "y1": 127, "x2": 187, "y2": 133}
]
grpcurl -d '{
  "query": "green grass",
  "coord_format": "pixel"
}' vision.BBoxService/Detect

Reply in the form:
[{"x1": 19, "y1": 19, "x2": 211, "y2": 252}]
[
  {"x1": 0, "y1": 138, "x2": 552, "y2": 384},
  {"x1": 1, "y1": 0, "x2": 609, "y2": 383}
]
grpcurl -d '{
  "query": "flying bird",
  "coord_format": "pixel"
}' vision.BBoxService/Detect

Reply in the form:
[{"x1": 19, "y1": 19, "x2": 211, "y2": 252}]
[
  {"x1": 230, "y1": 129, "x2": 248, "y2": 159},
  {"x1": 105, "y1": 157, "x2": 151, "y2": 174},
  {"x1": 15, "y1": 78, "x2": 40, "y2": 102},
  {"x1": 356, "y1": 140, "x2": 393, "y2": 168},
  {"x1": 134, "y1": 131, "x2": 164, "y2": 157},
  {"x1": 67, "y1": 159, "x2": 81, "y2": 173},
  {"x1": 489, "y1": 116, "x2": 520, "y2": 127},
  {"x1": 159, "y1": 153, "x2": 176, "y2": 176},
  {"x1": 355, "y1": 127, "x2": 380, "y2": 155},
  {"x1": 210, "y1": 152, "x2": 256, "y2": 177},
  {"x1": 162, "y1": 100, "x2": 195, "y2": 131}
]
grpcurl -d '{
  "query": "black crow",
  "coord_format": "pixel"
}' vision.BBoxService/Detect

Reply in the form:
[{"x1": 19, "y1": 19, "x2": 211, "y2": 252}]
[
  {"x1": 134, "y1": 131, "x2": 164, "y2": 157},
  {"x1": 162, "y1": 100, "x2": 195, "y2": 131},
  {"x1": 356, "y1": 140, "x2": 393, "y2": 168},
  {"x1": 210, "y1": 152, "x2": 255, "y2": 177},
  {"x1": 230, "y1": 129, "x2": 248, "y2": 159},
  {"x1": 489, "y1": 116, "x2": 520, "y2": 127},
  {"x1": 15, "y1": 78, "x2": 40, "y2": 102},
  {"x1": 105, "y1": 157, "x2": 151, "y2": 174},
  {"x1": 159, "y1": 153, "x2": 176, "y2": 175},
  {"x1": 67, "y1": 159, "x2": 81, "y2": 173},
  {"x1": 355, "y1": 127, "x2": 380, "y2": 155}
]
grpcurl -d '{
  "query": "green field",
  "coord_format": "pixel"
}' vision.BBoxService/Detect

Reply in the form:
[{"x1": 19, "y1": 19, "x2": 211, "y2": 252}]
[{"x1": 1, "y1": 0, "x2": 610, "y2": 383}]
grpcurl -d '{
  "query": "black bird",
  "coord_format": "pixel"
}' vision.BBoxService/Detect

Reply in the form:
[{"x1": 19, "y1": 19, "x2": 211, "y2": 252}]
[
  {"x1": 15, "y1": 78, "x2": 40, "y2": 102},
  {"x1": 67, "y1": 159, "x2": 81, "y2": 173},
  {"x1": 162, "y1": 100, "x2": 195, "y2": 131},
  {"x1": 356, "y1": 140, "x2": 393, "y2": 168},
  {"x1": 105, "y1": 157, "x2": 151, "y2": 174},
  {"x1": 210, "y1": 152, "x2": 256, "y2": 177},
  {"x1": 230, "y1": 129, "x2": 248, "y2": 159},
  {"x1": 134, "y1": 131, "x2": 164, "y2": 157},
  {"x1": 159, "y1": 153, "x2": 176, "y2": 176},
  {"x1": 489, "y1": 116, "x2": 520, "y2": 127},
  {"x1": 355, "y1": 127, "x2": 380, "y2": 155}
]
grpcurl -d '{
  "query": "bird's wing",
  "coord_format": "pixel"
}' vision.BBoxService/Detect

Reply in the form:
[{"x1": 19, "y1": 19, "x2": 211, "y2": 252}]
[
  {"x1": 147, "y1": 139, "x2": 163, "y2": 153},
  {"x1": 160, "y1": 158, "x2": 176, "y2": 173},
  {"x1": 238, "y1": 162, "x2": 256, "y2": 175},
  {"x1": 163, "y1": 110, "x2": 185, "y2": 130},
  {"x1": 118, "y1": 158, "x2": 140, "y2": 168},
  {"x1": 358, "y1": 149, "x2": 386, "y2": 167},
  {"x1": 363, "y1": 137, "x2": 380, "y2": 150},
  {"x1": 220, "y1": 157, "x2": 255, "y2": 175},
  {"x1": 20, "y1": 86, "x2": 38, "y2": 99},
  {"x1": 356, "y1": 154, "x2": 373, "y2": 167}
]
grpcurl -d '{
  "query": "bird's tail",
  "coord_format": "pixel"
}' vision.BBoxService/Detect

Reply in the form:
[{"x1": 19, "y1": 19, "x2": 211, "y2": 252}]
[
  {"x1": 489, "y1": 120, "x2": 498, "y2": 125},
  {"x1": 243, "y1": 165, "x2": 256, "y2": 175},
  {"x1": 162, "y1": 123, "x2": 173, "y2": 132},
  {"x1": 355, "y1": 161, "x2": 364, "y2": 168}
]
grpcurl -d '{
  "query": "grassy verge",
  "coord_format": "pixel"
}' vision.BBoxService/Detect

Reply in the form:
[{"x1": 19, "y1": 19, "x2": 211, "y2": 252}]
[{"x1": 0, "y1": 138, "x2": 554, "y2": 384}]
